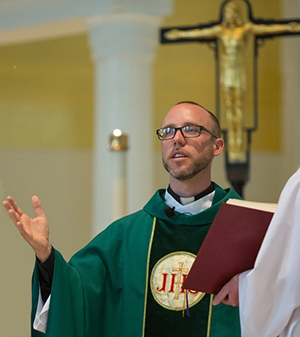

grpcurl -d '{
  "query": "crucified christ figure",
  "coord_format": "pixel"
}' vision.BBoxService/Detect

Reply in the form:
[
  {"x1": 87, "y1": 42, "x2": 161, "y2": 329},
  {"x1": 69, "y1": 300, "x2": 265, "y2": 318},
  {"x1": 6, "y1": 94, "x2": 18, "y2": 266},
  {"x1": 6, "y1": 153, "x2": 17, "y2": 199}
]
[{"x1": 165, "y1": 0, "x2": 300, "y2": 162}]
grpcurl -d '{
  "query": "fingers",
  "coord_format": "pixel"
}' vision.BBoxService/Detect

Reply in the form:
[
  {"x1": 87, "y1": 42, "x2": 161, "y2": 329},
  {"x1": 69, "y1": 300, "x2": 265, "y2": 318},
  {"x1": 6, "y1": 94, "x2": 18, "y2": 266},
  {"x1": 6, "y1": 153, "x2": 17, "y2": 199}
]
[
  {"x1": 212, "y1": 287, "x2": 228, "y2": 306},
  {"x1": 3, "y1": 196, "x2": 24, "y2": 217},
  {"x1": 3, "y1": 195, "x2": 44, "y2": 220},
  {"x1": 222, "y1": 293, "x2": 239, "y2": 307},
  {"x1": 2, "y1": 200, "x2": 11, "y2": 212},
  {"x1": 8, "y1": 208, "x2": 22, "y2": 224},
  {"x1": 212, "y1": 274, "x2": 240, "y2": 307},
  {"x1": 3, "y1": 199, "x2": 27, "y2": 241},
  {"x1": 3, "y1": 197, "x2": 23, "y2": 226},
  {"x1": 31, "y1": 195, "x2": 45, "y2": 218}
]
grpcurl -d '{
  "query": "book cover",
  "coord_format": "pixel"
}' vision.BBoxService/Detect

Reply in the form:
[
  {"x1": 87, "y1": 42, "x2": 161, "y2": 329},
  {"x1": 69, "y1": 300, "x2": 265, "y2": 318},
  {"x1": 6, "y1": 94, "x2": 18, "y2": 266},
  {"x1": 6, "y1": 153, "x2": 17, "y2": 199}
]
[{"x1": 183, "y1": 199, "x2": 276, "y2": 294}]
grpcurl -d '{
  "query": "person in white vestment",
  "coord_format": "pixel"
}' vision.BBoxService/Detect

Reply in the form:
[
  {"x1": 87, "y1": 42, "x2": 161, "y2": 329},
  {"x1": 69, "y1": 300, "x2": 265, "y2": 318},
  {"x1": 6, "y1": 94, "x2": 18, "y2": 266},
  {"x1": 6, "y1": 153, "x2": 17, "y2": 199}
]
[{"x1": 213, "y1": 167, "x2": 300, "y2": 337}]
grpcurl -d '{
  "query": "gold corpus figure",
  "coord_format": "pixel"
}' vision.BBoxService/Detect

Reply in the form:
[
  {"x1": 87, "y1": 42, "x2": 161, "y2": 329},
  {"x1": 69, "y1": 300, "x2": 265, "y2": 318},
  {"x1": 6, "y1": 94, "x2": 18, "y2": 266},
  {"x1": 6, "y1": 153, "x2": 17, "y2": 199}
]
[{"x1": 165, "y1": 1, "x2": 300, "y2": 162}]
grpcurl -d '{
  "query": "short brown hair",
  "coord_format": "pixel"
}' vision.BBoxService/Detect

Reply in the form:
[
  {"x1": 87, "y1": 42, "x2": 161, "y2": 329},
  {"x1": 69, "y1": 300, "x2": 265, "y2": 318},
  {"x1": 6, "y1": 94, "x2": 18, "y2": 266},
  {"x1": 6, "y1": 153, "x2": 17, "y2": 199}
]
[{"x1": 175, "y1": 101, "x2": 221, "y2": 138}]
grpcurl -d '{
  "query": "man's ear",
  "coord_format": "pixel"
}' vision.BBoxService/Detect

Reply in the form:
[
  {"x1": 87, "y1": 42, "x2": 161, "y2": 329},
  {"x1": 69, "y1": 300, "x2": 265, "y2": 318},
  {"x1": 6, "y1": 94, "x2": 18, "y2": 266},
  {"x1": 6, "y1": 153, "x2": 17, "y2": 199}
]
[{"x1": 213, "y1": 138, "x2": 225, "y2": 157}]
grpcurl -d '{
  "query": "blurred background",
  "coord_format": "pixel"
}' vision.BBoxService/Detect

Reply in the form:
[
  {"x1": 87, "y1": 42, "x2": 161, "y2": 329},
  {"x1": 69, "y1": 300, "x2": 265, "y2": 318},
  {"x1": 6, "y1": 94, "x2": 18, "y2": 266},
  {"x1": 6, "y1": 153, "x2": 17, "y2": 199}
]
[{"x1": 1, "y1": 0, "x2": 300, "y2": 335}]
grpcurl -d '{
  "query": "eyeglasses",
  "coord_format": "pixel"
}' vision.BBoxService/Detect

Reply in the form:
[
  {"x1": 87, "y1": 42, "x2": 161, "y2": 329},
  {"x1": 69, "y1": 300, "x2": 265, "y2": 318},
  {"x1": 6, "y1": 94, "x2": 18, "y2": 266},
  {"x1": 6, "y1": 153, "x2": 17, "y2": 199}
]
[{"x1": 156, "y1": 125, "x2": 218, "y2": 141}]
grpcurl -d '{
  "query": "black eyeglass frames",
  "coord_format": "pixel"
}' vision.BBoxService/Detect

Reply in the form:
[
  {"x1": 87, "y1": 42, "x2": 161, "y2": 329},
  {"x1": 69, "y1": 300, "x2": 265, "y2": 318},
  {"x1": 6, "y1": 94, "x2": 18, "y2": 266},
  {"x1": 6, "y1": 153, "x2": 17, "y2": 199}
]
[{"x1": 156, "y1": 125, "x2": 218, "y2": 141}]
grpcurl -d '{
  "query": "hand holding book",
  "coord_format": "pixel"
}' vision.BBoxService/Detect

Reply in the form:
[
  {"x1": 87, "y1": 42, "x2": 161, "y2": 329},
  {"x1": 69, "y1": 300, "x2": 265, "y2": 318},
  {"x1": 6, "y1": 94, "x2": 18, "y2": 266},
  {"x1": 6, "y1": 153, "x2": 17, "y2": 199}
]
[{"x1": 183, "y1": 199, "x2": 277, "y2": 295}]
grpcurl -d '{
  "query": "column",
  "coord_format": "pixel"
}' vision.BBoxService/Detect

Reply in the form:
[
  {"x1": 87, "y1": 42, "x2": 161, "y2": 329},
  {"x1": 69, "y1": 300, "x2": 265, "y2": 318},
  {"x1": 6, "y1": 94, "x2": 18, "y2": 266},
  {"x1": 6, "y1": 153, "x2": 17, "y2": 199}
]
[{"x1": 88, "y1": 8, "x2": 171, "y2": 235}]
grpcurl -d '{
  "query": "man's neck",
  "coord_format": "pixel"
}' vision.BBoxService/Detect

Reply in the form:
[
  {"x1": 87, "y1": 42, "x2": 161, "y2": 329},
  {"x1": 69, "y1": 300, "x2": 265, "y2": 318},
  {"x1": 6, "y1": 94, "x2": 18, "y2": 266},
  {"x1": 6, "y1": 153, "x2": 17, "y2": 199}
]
[
  {"x1": 169, "y1": 173, "x2": 212, "y2": 198},
  {"x1": 167, "y1": 183, "x2": 215, "y2": 205}
]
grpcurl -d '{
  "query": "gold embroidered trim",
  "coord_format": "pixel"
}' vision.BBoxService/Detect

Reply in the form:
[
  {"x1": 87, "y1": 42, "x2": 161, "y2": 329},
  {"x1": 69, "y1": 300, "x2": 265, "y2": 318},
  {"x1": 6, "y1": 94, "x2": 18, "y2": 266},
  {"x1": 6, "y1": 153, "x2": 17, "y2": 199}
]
[
  {"x1": 149, "y1": 251, "x2": 203, "y2": 311},
  {"x1": 206, "y1": 294, "x2": 214, "y2": 337},
  {"x1": 142, "y1": 217, "x2": 157, "y2": 337}
]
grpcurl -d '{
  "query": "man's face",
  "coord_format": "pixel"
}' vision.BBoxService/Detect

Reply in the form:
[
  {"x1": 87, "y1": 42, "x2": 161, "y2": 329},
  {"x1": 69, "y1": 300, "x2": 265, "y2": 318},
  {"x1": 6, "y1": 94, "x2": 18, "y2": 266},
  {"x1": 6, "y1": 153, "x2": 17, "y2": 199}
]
[
  {"x1": 223, "y1": 3, "x2": 241, "y2": 27},
  {"x1": 161, "y1": 103, "x2": 219, "y2": 181}
]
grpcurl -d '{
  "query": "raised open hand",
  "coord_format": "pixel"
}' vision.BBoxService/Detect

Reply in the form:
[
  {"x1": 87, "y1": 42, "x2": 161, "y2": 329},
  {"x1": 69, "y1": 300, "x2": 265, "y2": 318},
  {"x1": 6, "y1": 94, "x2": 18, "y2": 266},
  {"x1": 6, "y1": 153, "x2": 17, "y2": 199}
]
[{"x1": 3, "y1": 196, "x2": 52, "y2": 262}]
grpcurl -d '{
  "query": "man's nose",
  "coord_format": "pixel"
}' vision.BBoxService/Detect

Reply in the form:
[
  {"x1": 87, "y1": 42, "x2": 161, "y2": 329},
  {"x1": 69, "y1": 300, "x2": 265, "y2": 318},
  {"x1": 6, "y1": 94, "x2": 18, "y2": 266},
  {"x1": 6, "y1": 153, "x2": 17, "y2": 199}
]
[{"x1": 173, "y1": 128, "x2": 186, "y2": 144}]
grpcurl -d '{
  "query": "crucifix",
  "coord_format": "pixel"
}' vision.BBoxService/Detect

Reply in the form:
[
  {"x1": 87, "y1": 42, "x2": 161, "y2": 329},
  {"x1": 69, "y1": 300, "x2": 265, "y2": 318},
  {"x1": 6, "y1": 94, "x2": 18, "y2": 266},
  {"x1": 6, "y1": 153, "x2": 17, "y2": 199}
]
[
  {"x1": 172, "y1": 262, "x2": 188, "y2": 300},
  {"x1": 160, "y1": 0, "x2": 300, "y2": 197}
]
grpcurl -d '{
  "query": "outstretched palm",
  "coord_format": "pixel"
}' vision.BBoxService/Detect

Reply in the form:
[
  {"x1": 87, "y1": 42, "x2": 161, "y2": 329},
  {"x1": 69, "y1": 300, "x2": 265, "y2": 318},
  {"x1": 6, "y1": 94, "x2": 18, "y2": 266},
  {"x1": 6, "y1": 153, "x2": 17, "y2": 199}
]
[{"x1": 3, "y1": 195, "x2": 51, "y2": 262}]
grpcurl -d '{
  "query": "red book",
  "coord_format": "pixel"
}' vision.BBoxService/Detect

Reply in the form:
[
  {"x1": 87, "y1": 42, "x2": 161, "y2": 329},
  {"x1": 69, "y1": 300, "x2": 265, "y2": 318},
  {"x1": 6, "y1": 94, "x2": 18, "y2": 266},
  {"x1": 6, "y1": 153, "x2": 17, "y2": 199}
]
[{"x1": 183, "y1": 199, "x2": 277, "y2": 294}]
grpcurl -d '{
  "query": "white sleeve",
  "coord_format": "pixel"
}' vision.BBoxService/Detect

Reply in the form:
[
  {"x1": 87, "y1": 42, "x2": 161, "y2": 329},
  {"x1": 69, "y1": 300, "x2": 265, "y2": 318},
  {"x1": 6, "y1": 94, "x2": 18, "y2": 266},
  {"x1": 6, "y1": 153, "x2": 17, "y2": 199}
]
[
  {"x1": 239, "y1": 168, "x2": 300, "y2": 337},
  {"x1": 33, "y1": 287, "x2": 51, "y2": 333}
]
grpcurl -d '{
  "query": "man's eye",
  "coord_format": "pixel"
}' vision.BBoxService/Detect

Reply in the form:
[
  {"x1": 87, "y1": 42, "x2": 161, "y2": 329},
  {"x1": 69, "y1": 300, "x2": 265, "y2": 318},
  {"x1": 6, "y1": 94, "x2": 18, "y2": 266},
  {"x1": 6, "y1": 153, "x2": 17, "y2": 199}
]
[
  {"x1": 184, "y1": 126, "x2": 196, "y2": 133},
  {"x1": 165, "y1": 127, "x2": 174, "y2": 135}
]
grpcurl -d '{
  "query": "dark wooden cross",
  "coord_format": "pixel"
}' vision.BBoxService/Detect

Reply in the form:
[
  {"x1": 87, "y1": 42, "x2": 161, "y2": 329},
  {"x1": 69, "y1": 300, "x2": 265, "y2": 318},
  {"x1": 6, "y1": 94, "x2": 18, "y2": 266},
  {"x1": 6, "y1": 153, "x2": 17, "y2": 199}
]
[{"x1": 160, "y1": 0, "x2": 300, "y2": 197}]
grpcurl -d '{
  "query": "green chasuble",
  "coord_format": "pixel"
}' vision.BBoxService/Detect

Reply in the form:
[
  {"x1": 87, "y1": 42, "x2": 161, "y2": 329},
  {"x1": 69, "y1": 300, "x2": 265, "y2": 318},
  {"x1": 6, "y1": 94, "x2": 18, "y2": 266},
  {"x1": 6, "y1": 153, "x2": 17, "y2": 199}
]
[{"x1": 31, "y1": 183, "x2": 242, "y2": 337}]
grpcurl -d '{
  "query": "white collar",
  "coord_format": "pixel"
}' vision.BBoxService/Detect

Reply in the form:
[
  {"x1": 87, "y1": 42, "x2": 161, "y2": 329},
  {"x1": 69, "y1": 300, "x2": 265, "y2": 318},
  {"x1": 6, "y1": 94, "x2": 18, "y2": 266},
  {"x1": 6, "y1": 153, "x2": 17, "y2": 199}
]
[{"x1": 164, "y1": 188, "x2": 215, "y2": 215}]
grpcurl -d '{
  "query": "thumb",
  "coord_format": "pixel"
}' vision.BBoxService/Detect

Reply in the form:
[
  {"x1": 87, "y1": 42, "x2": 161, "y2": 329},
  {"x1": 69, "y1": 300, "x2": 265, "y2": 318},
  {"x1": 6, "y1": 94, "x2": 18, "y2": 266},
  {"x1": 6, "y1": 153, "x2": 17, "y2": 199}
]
[{"x1": 31, "y1": 196, "x2": 45, "y2": 218}]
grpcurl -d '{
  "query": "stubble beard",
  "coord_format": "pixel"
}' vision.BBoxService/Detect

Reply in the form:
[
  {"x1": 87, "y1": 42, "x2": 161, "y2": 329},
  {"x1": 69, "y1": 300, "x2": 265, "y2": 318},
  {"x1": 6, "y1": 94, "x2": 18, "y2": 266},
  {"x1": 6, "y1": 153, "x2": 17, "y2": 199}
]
[{"x1": 163, "y1": 147, "x2": 214, "y2": 181}]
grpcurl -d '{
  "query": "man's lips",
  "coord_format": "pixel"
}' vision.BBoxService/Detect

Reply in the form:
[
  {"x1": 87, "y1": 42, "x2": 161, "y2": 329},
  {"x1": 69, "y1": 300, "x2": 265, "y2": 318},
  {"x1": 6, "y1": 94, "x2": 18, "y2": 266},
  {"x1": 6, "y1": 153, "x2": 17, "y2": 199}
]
[{"x1": 171, "y1": 151, "x2": 188, "y2": 159}]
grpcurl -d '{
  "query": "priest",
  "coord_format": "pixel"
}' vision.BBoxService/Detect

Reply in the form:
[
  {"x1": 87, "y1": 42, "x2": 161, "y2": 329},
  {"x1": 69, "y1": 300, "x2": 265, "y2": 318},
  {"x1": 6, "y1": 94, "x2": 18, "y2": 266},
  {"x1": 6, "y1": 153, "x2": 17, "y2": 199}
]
[{"x1": 3, "y1": 101, "x2": 242, "y2": 337}]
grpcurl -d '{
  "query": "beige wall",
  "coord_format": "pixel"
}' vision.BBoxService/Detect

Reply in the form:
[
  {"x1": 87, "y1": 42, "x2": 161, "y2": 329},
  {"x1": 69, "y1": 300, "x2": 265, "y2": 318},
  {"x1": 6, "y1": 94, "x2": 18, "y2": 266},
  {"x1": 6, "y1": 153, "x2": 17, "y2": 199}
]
[
  {"x1": 1, "y1": 0, "x2": 299, "y2": 336},
  {"x1": 1, "y1": 150, "x2": 93, "y2": 336}
]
